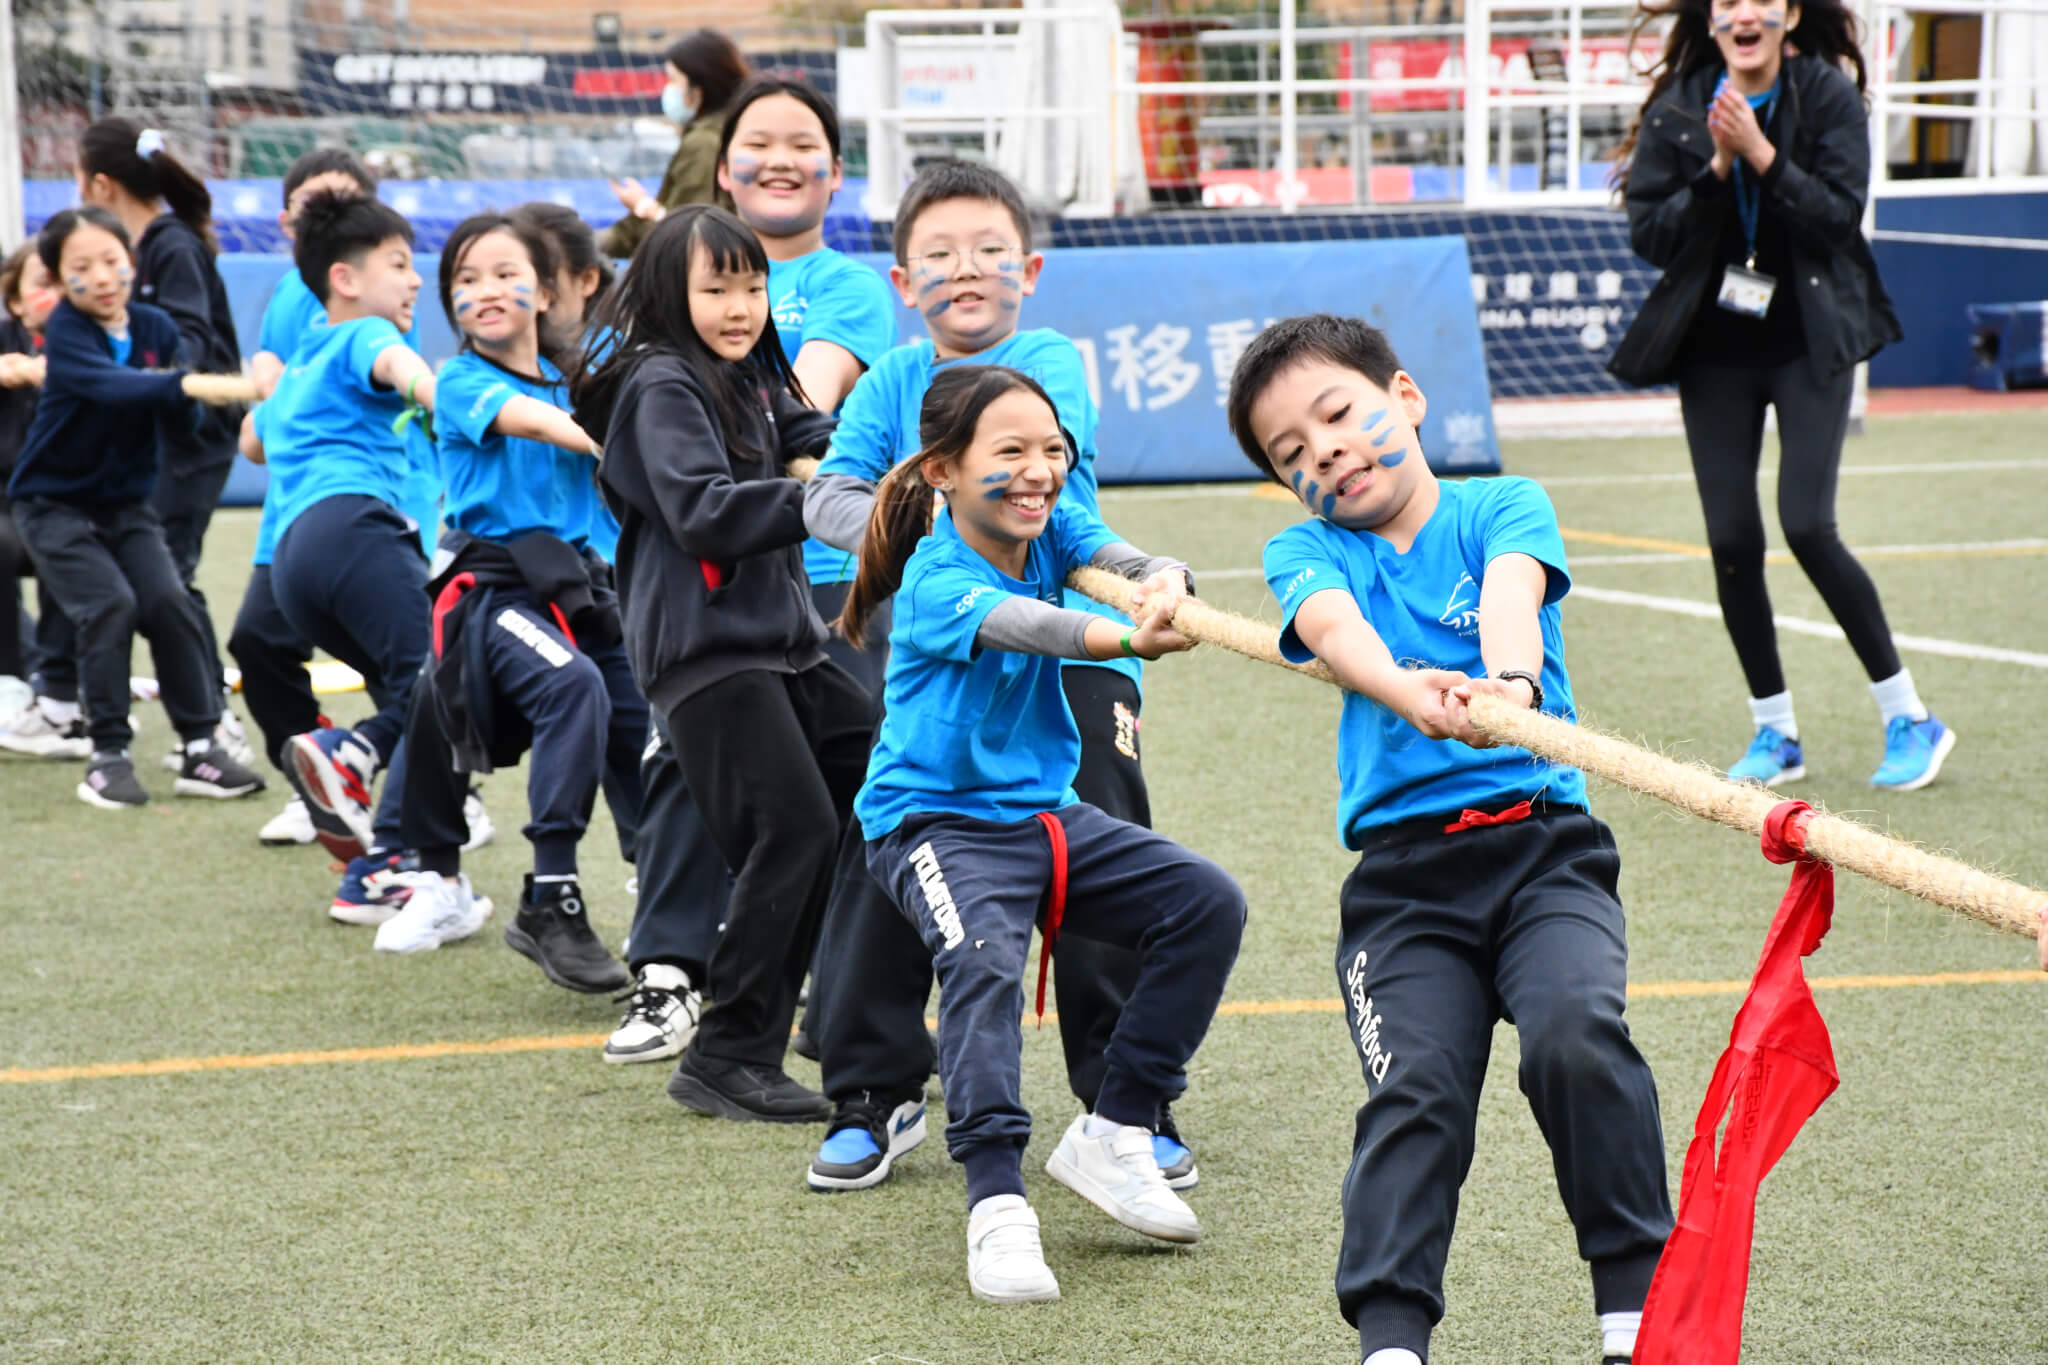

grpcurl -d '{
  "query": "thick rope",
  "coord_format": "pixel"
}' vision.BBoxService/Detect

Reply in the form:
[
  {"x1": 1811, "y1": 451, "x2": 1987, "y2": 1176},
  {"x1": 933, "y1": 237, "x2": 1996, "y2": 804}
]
[
  {"x1": 181, "y1": 373, "x2": 259, "y2": 405},
  {"x1": 1067, "y1": 566, "x2": 2045, "y2": 940}
]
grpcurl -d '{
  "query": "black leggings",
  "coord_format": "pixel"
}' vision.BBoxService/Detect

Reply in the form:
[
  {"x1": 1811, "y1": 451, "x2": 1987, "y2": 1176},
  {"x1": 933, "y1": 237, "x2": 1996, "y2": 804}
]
[{"x1": 1677, "y1": 357, "x2": 1901, "y2": 698}]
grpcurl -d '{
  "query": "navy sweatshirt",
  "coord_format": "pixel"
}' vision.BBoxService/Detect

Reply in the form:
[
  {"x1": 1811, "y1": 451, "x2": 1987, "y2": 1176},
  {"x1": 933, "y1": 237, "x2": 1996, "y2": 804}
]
[
  {"x1": 0, "y1": 316, "x2": 41, "y2": 488},
  {"x1": 7, "y1": 299, "x2": 191, "y2": 506},
  {"x1": 134, "y1": 213, "x2": 242, "y2": 462}
]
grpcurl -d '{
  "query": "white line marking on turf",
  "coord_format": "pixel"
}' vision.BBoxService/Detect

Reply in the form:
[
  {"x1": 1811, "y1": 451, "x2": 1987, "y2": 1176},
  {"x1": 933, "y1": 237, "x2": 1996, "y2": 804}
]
[
  {"x1": 1570, "y1": 585, "x2": 2048, "y2": 670},
  {"x1": 1568, "y1": 537, "x2": 2048, "y2": 567}
]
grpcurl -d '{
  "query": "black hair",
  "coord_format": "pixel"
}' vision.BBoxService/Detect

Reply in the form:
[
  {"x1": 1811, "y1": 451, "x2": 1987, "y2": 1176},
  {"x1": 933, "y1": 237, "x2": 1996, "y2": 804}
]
[
  {"x1": 716, "y1": 76, "x2": 843, "y2": 169},
  {"x1": 570, "y1": 204, "x2": 800, "y2": 461},
  {"x1": 36, "y1": 206, "x2": 133, "y2": 274},
  {"x1": 889, "y1": 158, "x2": 1033, "y2": 264},
  {"x1": 438, "y1": 212, "x2": 567, "y2": 367},
  {"x1": 78, "y1": 117, "x2": 216, "y2": 254},
  {"x1": 663, "y1": 28, "x2": 751, "y2": 116},
  {"x1": 509, "y1": 202, "x2": 615, "y2": 361},
  {"x1": 1225, "y1": 314, "x2": 1405, "y2": 485},
  {"x1": 838, "y1": 366, "x2": 1062, "y2": 648},
  {"x1": 291, "y1": 190, "x2": 414, "y2": 305},
  {"x1": 1613, "y1": 0, "x2": 1868, "y2": 190},
  {"x1": 1, "y1": 241, "x2": 37, "y2": 308},
  {"x1": 282, "y1": 147, "x2": 377, "y2": 204}
]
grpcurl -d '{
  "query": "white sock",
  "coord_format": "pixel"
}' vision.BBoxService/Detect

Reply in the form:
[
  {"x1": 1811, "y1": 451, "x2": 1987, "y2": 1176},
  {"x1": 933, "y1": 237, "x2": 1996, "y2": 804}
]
[
  {"x1": 39, "y1": 696, "x2": 81, "y2": 725},
  {"x1": 185, "y1": 736, "x2": 214, "y2": 756},
  {"x1": 1600, "y1": 1310, "x2": 1641, "y2": 1359},
  {"x1": 1363, "y1": 1351, "x2": 1424, "y2": 1365},
  {"x1": 1868, "y1": 668, "x2": 1929, "y2": 726},
  {"x1": 1081, "y1": 1113, "x2": 1123, "y2": 1138},
  {"x1": 1748, "y1": 690, "x2": 1797, "y2": 741},
  {"x1": 639, "y1": 962, "x2": 691, "y2": 992}
]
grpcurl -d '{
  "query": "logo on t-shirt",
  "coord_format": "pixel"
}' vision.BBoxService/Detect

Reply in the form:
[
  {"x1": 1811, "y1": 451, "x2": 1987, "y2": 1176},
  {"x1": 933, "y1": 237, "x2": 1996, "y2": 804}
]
[
  {"x1": 773, "y1": 287, "x2": 808, "y2": 331},
  {"x1": 955, "y1": 585, "x2": 997, "y2": 615},
  {"x1": 1438, "y1": 572, "x2": 1480, "y2": 637},
  {"x1": 1279, "y1": 566, "x2": 1316, "y2": 607}
]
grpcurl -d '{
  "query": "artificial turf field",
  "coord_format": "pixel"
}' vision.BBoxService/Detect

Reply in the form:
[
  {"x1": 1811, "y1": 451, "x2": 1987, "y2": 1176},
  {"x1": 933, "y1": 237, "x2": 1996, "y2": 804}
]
[{"x1": 4, "y1": 408, "x2": 2046, "y2": 1364}]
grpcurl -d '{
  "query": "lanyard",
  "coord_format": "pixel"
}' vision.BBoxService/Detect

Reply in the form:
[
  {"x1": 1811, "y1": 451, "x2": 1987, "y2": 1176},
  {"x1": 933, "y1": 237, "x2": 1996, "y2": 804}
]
[{"x1": 1730, "y1": 86, "x2": 1780, "y2": 269}]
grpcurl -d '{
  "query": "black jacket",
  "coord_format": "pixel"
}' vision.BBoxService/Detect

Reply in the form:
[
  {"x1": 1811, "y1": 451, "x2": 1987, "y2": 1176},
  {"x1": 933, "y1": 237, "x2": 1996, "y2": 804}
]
[
  {"x1": 1608, "y1": 56, "x2": 1902, "y2": 387},
  {"x1": 134, "y1": 213, "x2": 242, "y2": 461},
  {"x1": 423, "y1": 529, "x2": 623, "y2": 774},
  {"x1": 0, "y1": 316, "x2": 41, "y2": 488},
  {"x1": 8, "y1": 300, "x2": 191, "y2": 506},
  {"x1": 592, "y1": 352, "x2": 837, "y2": 713}
]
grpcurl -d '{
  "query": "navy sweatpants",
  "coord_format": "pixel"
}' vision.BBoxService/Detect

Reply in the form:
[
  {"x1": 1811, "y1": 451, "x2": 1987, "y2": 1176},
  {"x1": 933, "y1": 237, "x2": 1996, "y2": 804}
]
[
  {"x1": 152, "y1": 451, "x2": 236, "y2": 695},
  {"x1": 401, "y1": 592, "x2": 646, "y2": 876},
  {"x1": 227, "y1": 563, "x2": 320, "y2": 772},
  {"x1": 867, "y1": 802, "x2": 1244, "y2": 1204},
  {"x1": 270, "y1": 494, "x2": 428, "y2": 764},
  {"x1": 1334, "y1": 807, "x2": 1672, "y2": 1361}
]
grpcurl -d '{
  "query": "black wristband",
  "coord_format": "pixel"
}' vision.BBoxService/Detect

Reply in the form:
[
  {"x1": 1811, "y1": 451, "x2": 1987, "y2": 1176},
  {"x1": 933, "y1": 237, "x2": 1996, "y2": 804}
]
[{"x1": 1495, "y1": 669, "x2": 1544, "y2": 710}]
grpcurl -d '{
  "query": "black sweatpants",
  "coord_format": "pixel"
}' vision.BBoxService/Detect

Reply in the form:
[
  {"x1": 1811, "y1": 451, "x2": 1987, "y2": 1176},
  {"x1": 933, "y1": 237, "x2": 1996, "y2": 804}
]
[
  {"x1": 867, "y1": 802, "x2": 1244, "y2": 1205},
  {"x1": 1, "y1": 496, "x2": 31, "y2": 678},
  {"x1": 402, "y1": 592, "x2": 646, "y2": 877},
  {"x1": 31, "y1": 581, "x2": 77, "y2": 701},
  {"x1": 811, "y1": 667, "x2": 1181, "y2": 1112},
  {"x1": 270, "y1": 494, "x2": 429, "y2": 764},
  {"x1": 1335, "y1": 808, "x2": 1672, "y2": 1361},
  {"x1": 12, "y1": 497, "x2": 221, "y2": 751},
  {"x1": 1677, "y1": 357, "x2": 1902, "y2": 698},
  {"x1": 152, "y1": 453, "x2": 235, "y2": 694},
  {"x1": 227, "y1": 563, "x2": 320, "y2": 772},
  {"x1": 623, "y1": 714, "x2": 729, "y2": 981},
  {"x1": 663, "y1": 663, "x2": 873, "y2": 1067}
]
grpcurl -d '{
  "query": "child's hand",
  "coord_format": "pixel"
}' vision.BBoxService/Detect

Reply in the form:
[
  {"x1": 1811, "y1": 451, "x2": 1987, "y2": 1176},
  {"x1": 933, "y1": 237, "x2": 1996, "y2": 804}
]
[
  {"x1": 1129, "y1": 567, "x2": 1190, "y2": 617},
  {"x1": 1445, "y1": 677, "x2": 1532, "y2": 749},
  {"x1": 1126, "y1": 595, "x2": 1194, "y2": 659},
  {"x1": 0, "y1": 353, "x2": 44, "y2": 388},
  {"x1": 1395, "y1": 668, "x2": 1479, "y2": 743}
]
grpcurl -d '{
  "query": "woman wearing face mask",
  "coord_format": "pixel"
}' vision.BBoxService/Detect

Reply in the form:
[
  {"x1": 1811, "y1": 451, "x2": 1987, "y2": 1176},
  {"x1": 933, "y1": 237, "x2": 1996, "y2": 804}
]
[
  {"x1": 602, "y1": 29, "x2": 750, "y2": 260},
  {"x1": 1608, "y1": 0, "x2": 1950, "y2": 796}
]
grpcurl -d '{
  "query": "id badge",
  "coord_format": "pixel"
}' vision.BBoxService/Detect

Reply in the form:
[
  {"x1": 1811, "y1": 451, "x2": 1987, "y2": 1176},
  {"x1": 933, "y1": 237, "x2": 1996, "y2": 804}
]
[{"x1": 1717, "y1": 264, "x2": 1777, "y2": 318}]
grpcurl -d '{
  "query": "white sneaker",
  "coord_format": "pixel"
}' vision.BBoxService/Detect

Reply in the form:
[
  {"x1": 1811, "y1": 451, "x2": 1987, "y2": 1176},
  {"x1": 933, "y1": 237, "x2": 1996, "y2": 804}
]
[
  {"x1": 162, "y1": 717, "x2": 255, "y2": 773},
  {"x1": 1045, "y1": 1112, "x2": 1200, "y2": 1244},
  {"x1": 258, "y1": 794, "x2": 318, "y2": 846},
  {"x1": 0, "y1": 698, "x2": 92, "y2": 760},
  {"x1": 462, "y1": 789, "x2": 495, "y2": 852},
  {"x1": 967, "y1": 1195, "x2": 1061, "y2": 1304},
  {"x1": 0, "y1": 674, "x2": 32, "y2": 724},
  {"x1": 372, "y1": 872, "x2": 494, "y2": 954},
  {"x1": 603, "y1": 963, "x2": 701, "y2": 1064}
]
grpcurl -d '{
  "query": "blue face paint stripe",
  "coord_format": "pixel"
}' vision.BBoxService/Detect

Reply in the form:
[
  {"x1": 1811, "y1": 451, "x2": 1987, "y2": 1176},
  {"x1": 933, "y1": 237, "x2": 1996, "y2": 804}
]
[
  {"x1": 1369, "y1": 425, "x2": 1395, "y2": 447},
  {"x1": 1379, "y1": 448, "x2": 1407, "y2": 467},
  {"x1": 1362, "y1": 408, "x2": 1388, "y2": 428},
  {"x1": 1319, "y1": 491, "x2": 1337, "y2": 517}
]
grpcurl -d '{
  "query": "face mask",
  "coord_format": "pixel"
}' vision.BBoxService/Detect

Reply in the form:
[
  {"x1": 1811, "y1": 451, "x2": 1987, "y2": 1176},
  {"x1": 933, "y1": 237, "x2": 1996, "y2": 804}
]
[{"x1": 661, "y1": 84, "x2": 698, "y2": 125}]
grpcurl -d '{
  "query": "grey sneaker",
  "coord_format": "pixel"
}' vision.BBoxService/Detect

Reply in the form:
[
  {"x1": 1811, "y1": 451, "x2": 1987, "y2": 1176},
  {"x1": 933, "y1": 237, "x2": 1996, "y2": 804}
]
[
  {"x1": 77, "y1": 752, "x2": 149, "y2": 808},
  {"x1": 173, "y1": 741, "x2": 268, "y2": 799}
]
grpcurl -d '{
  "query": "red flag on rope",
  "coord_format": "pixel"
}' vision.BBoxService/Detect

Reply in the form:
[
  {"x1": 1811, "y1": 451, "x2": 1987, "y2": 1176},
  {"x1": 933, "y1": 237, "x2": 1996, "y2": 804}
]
[{"x1": 1635, "y1": 801, "x2": 1842, "y2": 1365}]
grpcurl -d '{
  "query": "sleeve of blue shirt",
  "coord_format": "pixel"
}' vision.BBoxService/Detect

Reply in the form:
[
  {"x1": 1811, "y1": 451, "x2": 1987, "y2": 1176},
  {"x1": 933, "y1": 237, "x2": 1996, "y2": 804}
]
[
  {"x1": 813, "y1": 354, "x2": 903, "y2": 481},
  {"x1": 904, "y1": 548, "x2": 1008, "y2": 663},
  {"x1": 1264, "y1": 524, "x2": 1353, "y2": 665},
  {"x1": 1049, "y1": 497, "x2": 1119, "y2": 573},
  {"x1": 1474, "y1": 477, "x2": 1572, "y2": 605},
  {"x1": 801, "y1": 261, "x2": 898, "y2": 370},
  {"x1": 343, "y1": 318, "x2": 409, "y2": 395},
  {"x1": 435, "y1": 356, "x2": 517, "y2": 449}
]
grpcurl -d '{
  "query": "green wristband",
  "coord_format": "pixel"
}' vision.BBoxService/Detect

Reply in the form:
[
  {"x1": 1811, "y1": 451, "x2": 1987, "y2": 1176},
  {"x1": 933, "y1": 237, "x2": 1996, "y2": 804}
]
[
  {"x1": 406, "y1": 374, "x2": 422, "y2": 406},
  {"x1": 1119, "y1": 628, "x2": 1138, "y2": 658}
]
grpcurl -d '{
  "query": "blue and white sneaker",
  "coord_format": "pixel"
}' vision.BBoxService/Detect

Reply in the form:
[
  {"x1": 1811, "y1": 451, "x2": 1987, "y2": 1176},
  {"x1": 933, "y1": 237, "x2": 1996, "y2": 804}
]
[
  {"x1": 285, "y1": 727, "x2": 380, "y2": 859},
  {"x1": 1869, "y1": 715, "x2": 1956, "y2": 792},
  {"x1": 1727, "y1": 726, "x2": 1805, "y2": 787},
  {"x1": 1155, "y1": 1104, "x2": 1198, "y2": 1192},
  {"x1": 807, "y1": 1096, "x2": 927, "y2": 1192},
  {"x1": 330, "y1": 852, "x2": 418, "y2": 927}
]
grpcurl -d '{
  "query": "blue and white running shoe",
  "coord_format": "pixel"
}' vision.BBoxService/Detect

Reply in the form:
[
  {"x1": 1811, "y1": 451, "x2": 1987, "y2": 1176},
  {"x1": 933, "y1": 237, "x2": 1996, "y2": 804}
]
[
  {"x1": 1728, "y1": 726, "x2": 1805, "y2": 788},
  {"x1": 1870, "y1": 715, "x2": 1956, "y2": 792}
]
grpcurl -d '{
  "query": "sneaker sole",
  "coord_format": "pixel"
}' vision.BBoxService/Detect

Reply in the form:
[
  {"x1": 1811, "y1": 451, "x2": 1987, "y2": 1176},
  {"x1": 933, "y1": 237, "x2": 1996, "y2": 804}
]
[
  {"x1": 807, "y1": 1111, "x2": 929, "y2": 1192},
  {"x1": 1164, "y1": 1163, "x2": 1199, "y2": 1193},
  {"x1": 970, "y1": 1276, "x2": 1062, "y2": 1305},
  {"x1": 286, "y1": 735, "x2": 376, "y2": 854},
  {"x1": 1044, "y1": 1147, "x2": 1200, "y2": 1244},
  {"x1": 503, "y1": 922, "x2": 632, "y2": 995},
  {"x1": 172, "y1": 777, "x2": 265, "y2": 800},
  {"x1": 1872, "y1": 726, "x2": 1957, "y2": 793},
  {"x1": 75, "y1": 782, "x2": 147, "y2": 810},
  {"x1": 603, "y1": 1028, "x2": 693, "y2": 1065},
  {"x1": 665, "y1": 1069, "x2": 833, "y2": 1124},
  {"x1": 259, "y1": 829, "x2": 318, "y2": 846},
  {"x1": 329, "y1": 899, "x2": 406, "y2": 927},
  {"x1": 2, "y1": 739, "x2": 92, "y2": 760}
]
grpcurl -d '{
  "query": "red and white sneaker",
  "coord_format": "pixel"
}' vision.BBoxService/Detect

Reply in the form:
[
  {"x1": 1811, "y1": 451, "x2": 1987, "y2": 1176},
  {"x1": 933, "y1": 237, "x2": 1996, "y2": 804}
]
[{"x1": 285, "y1": 727, "x2": 380, "y2": 859}]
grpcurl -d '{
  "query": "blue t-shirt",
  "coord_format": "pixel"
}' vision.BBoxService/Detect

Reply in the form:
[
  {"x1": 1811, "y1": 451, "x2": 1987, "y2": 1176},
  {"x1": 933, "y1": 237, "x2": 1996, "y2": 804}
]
[
  {"x1": 251, "y1": 269, "x2": 438, "y2": 563},
  {"x1": 856, "y1": 498, "x2": 1121, "y2": 840},
  {"x1": 1262, "y1": 476, "x2": 1586, "y2": 847},
  {"x1": 253, "y1": 316, "x2": 415, "y2": 542},
  {"x1": 106, "y1": 329, "x2": 133, "y2": 367},
  {"x1": 811, "y1": 327, "x2": 1138, "y2": 683},
  {"x1": 434, "y1": 351, "x2": 613, "y2": 555},
  {"x1": 769, "y1": 247, "x2": 897, "y2": 380}
]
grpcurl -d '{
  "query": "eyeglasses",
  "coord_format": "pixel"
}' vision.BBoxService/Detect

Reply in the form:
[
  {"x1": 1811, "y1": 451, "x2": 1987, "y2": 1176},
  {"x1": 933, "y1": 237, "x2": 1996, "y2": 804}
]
[{"x1": 907, "y1": 243, "x2": 1020, "y2": 273}]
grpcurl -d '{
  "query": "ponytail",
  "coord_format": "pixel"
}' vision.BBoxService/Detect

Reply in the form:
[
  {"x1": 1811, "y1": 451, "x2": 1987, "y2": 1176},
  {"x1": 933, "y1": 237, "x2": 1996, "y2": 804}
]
[
  {"x1": 836, "y1": 452, "x2": 940, "y2": 650},
  {"x1": 78, "y1": 117, "x2": 217, "y2": 254}
]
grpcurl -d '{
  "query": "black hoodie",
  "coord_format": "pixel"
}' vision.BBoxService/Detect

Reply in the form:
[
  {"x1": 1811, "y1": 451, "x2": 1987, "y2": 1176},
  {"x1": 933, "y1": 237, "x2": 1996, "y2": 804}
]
[
  {"x1": 593, "y1": 351, "x2": 836, "y2": 713},
  {"x1": 134, "y1": 213, "x2": 242, "y2": 462}
]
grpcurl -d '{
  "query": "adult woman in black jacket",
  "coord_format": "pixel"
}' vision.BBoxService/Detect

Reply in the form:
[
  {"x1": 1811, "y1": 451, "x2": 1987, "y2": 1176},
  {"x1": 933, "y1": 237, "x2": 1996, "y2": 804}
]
[{"x1": 1609, "y1": 0, "x2": 1953, "y2": 793}]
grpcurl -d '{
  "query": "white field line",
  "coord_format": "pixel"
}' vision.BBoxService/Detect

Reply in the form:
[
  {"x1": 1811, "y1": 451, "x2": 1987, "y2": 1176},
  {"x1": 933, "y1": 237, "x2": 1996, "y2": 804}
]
[
  {"x1": 1100, "y1": 457, "x2": 2048, "y2": 499},
  {"x1": 1197, "y1": 536, "x2": 2048, "y2": 578}
]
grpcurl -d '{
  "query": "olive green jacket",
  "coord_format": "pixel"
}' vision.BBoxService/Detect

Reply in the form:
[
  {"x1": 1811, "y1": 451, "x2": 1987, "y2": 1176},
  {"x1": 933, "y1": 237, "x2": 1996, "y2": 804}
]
[{"x1": 600, "y1": 110, "x2": 733, "y2": 259}]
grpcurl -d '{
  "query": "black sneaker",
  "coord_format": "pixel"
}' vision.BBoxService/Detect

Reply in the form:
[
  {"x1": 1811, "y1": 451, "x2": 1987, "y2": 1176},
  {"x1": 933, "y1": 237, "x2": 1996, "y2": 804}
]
[
  {"x1": 791, "y1": 1025, "x2": 820, "y2": 1062},
  {"x1": 666, "y1": 1045, "x2": 833, "y2": 1123},
  {"x1": 807, "y1": 1093, "x2": 928, "y2": 1191},
  {"x1": 172, "y1": 740, "x2": 268, "y2": 799},
  {"x1": 77, "y1": 751, "x2": 148, "y2": 808},
  {"x1": 503, "y1": 875, "x2": 632, "y2": 994}
]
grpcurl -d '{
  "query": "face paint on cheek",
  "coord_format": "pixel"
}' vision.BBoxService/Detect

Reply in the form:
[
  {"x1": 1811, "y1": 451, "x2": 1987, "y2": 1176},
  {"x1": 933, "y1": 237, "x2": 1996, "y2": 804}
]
[
  {"x1": 807, "y1": 157, "x2": 831, "y2": 182},
  {"x1": 1761, "y1": 12, "x2": 1783, "y2": 25},
  {"x1": 980, "y1": 471, "x2": 1013, "y2": 499},
  {"x1": 1378, "y1": 447, "x2": 1407, "y2": 467},
  {"x1": 116, "y1": 267, "x2": 132, "y2": 285},
  {"x1": 453, "y1": 289, "x2": 473, "y2": 315},
  {"x1": 512, "y1": 283, "x2": 533, "y2": 310},
  {"x1": 729, "y1": 156, "x2": 762, "y2": 187},
  {"x1": 66, "y1": 276, "x2": 87, "y2": 296}
]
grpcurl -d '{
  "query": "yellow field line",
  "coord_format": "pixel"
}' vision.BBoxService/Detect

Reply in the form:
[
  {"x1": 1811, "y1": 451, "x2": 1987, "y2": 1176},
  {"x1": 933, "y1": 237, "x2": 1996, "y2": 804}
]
[
  {"x1": 2, "y1": 970, "x2": 2038, "y2": 1087},
  {"x1": 1560, "y1": 527, "x2": 1711, "y2": 557}
]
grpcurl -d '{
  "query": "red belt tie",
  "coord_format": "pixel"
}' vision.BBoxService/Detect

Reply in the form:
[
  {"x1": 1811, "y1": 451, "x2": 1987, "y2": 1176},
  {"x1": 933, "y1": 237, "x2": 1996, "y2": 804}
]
[{"x1": 1031, "y1": 811, "x2": 1069, "y2": 1027}]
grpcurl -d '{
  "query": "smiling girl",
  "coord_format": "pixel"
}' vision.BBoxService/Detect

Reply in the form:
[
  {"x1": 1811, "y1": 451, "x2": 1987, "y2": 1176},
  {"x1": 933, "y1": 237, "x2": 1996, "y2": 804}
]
[
  {"x1": 573, "y1": 204, "x2": 860, "y2": 1122},
  {"x1": 838, "y1": 364, "x2": 1245, "y2": 1305}
]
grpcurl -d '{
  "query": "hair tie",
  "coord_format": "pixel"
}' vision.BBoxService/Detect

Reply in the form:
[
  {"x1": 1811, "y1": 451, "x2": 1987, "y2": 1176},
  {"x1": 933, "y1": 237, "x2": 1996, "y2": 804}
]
[{"x1": 135, "y1": 128, "x2": 166, "y2": 158}]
